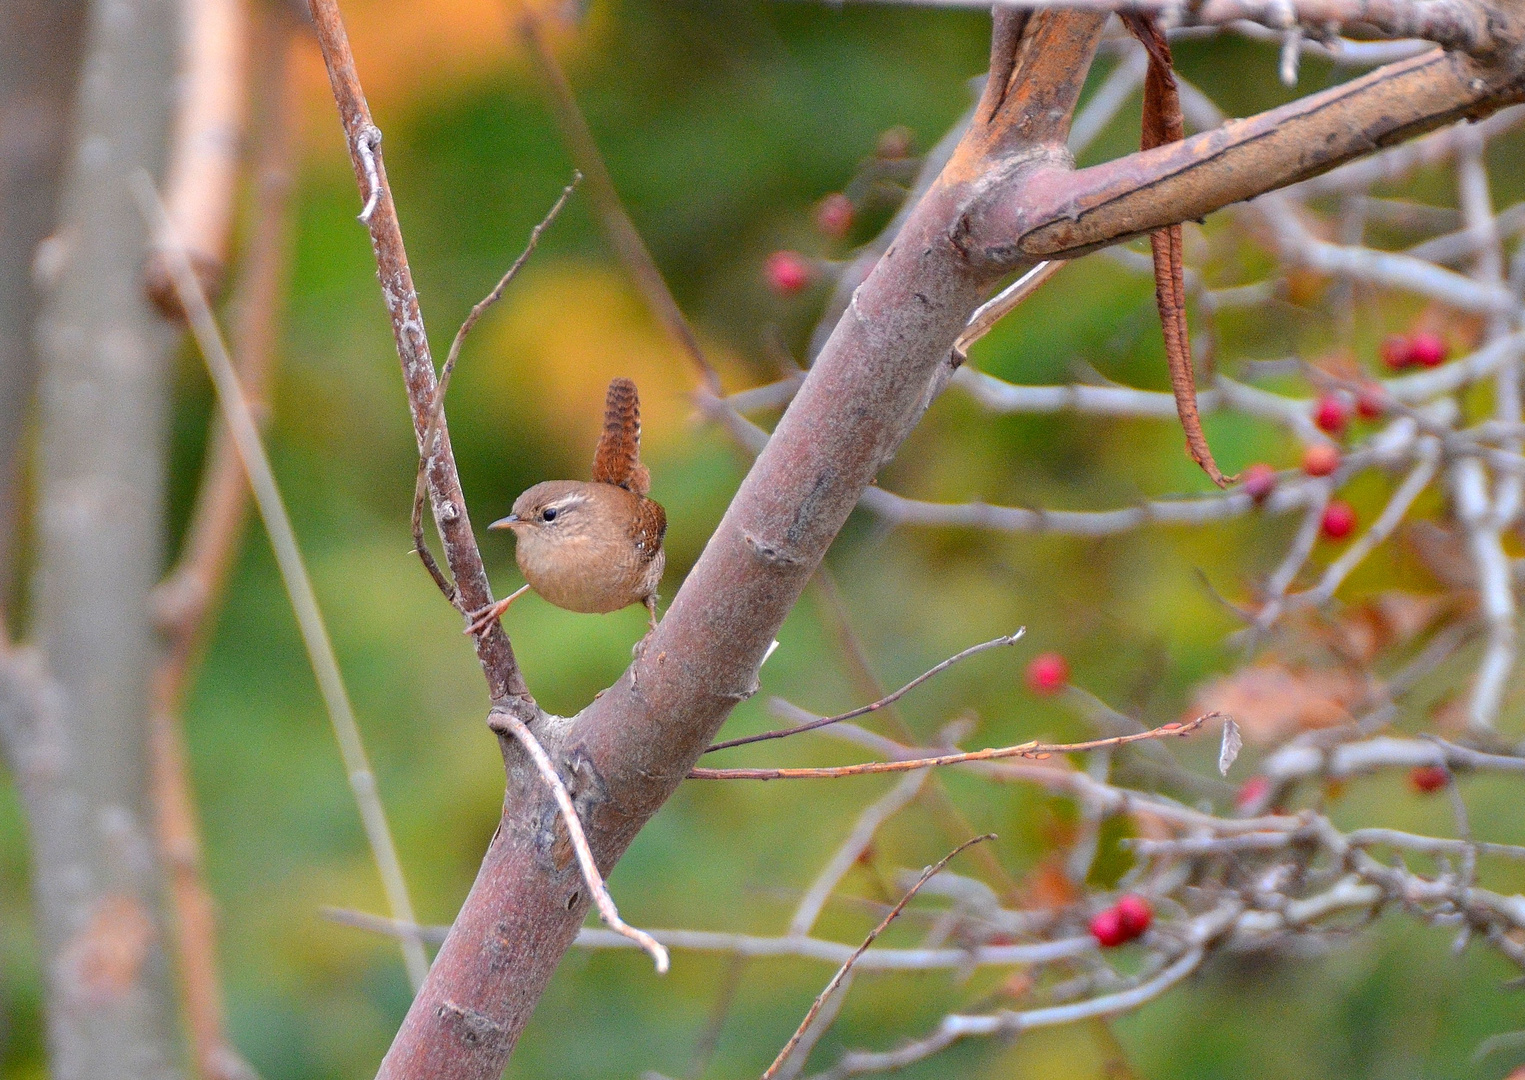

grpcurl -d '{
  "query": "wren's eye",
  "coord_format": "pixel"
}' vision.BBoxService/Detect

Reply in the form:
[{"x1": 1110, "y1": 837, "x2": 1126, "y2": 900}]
[{"x1": 541, "y1": 507, "x2": 558, "y2": 522}]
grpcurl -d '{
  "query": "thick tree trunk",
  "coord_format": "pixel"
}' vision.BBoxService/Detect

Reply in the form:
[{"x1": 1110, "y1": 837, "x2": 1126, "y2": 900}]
[
  {"x1": 13, "y1": 0, "x2": 184, "y2": 1075},
  {"x1": 0, "y1": 0, "x2": 89, "y2": 604}
]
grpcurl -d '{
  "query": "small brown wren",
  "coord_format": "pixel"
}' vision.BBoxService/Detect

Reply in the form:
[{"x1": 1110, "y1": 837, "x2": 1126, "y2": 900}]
[{"x1": 465, "y1": 378, "x2": 667, "y2": 636}]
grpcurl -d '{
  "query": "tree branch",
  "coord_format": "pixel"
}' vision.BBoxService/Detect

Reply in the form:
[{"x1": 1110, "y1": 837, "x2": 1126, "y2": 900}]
[
  {"x1": 307, "y1": 5, "x2": 1525, "y2": 1074},
  {"x1": 305, "y1": 0, "x2": 531, "y2": 710}
]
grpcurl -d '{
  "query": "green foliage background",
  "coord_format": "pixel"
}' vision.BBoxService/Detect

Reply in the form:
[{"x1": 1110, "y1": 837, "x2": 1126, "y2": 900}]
[{"x1": 4, "y1": 2, "x2": 1525, "y2": 1077}]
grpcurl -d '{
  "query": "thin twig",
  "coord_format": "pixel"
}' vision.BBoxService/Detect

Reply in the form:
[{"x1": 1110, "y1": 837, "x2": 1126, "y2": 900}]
[
  {"x1": 307, "y1": 0, "x2": 531, "y2": 709},
  {"x1": 322, "y1": 907, "x2": 1097, "y2": 968},
  {"x1": 690, "y1": 715, "x2": 1212, "y2": 780},
  {"x1": 518, "y1": 9, "x2": 723, "y2": 396},
  {"x1": 131, "y1": 174, "x2": 430, "y2": 992},
  {"x1": 146, "y1": 11, "x2": 298, "y2": 1075},
  {"x1": 761, "y1": 835, "x2": 995, "y2": 1080},
  {"x1": 410, "y1": 172, "x2": 582, "y2": 603},
  {"x1": 808, "y1": 569, "x2": 1023, "y2": 897},
  {"x1": 707, "y1": 631, "x2": 1024, "y2": 753},
  {"x1": 789, "y1": 770, "x2": 931, "y2": 938},
  {"x1": 489, "y1": 707, "x2": 669, "y2": 973}
]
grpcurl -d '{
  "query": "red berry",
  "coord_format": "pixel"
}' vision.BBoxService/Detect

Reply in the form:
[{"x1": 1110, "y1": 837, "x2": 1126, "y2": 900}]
[
  {"x1": 1355, "y1": 386, "x2": 1388, "y2": 419},
  {"x1": 1302, "y1": 443, "x2": 1341, "y2": 477},
  {"x1": 1241, "y1": 463, "x2": 1276, "y2": 503},
  {"x1": 1314, "y1": 394, "x2": 1349, "y2": 436},
  {"x1": 1089, "y1": 907, "x2": 1128, "y2": 947},
  {"x1": 1408, "y1": 332, "x2": 1448, "y2": 368},
  {"x1": 814, "y1": 193, "x2": 854, "y2": 240},
  {"x1": 1321, "y1": 500, "x2": 1356, "y2": 540},
  {"x1": 1235, "y1": 775, "x2": 1271, "y2": 811},
  {"x1": 1115, "y1": 894, "x2": 1153, "y2": 937},
  {"x1": 1380, "y1": 334, "x2": 1413, "y2": 371},
  {"x1": 764, "y1": 251, "x2": 813, "y2": 296},
  {"x1": 1409, "y1": 764, "x2": 1449, "y2": 793},
  {"x1": 1025, "y1": 652, "x2": 1069, "y2": 696}
]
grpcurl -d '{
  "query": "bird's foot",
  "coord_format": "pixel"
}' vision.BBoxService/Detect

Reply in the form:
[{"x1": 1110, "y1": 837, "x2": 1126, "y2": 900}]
[{"x1": 464, "y1": 583, "x2": 530, "y2": 636}]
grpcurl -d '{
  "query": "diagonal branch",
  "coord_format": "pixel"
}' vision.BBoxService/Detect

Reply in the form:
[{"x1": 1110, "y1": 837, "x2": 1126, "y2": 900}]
[
  {"x1": 689, "y1": 716, "x2": 1211, "y2": 781},
  {"x1": 979, "y1": 47, "x2": 1525, "y2": 265},
  {"x1": 517, "y1": 9, "x2": 723, "y2": 396},
  {"x1": 146, "y1": 8, "x2": 299, "y2": 1074},
  {"x1": 761, "y1": 835, "x2": 995, "y2": 1080}
]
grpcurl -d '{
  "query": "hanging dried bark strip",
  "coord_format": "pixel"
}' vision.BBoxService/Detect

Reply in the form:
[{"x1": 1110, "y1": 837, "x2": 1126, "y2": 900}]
[{"x1": 1123, "y1": 13, "x2": 1234, "y2": 487}]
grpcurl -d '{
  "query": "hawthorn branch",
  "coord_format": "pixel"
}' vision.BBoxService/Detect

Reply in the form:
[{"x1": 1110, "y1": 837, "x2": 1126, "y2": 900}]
[
  {"x1": 373, "y1": 14, "x2": 1110, "y2": 1077},
  {"x1": 306, "y1": 0, "x2": 531, "y2": 710},
  {"x1": 315, "y1": 4, "x2": 1525, "y2": 1074}
]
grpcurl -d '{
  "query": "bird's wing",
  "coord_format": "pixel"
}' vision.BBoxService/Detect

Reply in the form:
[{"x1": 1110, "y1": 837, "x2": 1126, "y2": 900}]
[
  {"x1": 591, "y1": 377, "x2": 650, "y2": 495},
  {"x1": 628, "y1": 496, "x2": 667, "y2": 559}
]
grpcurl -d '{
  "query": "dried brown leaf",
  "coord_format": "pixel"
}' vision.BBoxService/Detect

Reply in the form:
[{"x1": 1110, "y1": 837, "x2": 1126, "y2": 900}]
[{"x1": 1191, "y1": 661, "x2": 1364, "y2": 744}]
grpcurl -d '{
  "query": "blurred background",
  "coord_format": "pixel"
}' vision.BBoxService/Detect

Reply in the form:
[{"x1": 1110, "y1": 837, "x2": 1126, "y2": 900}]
[{"x1": 4, "y1": 1, "x2": 1525, "y2": 1077}]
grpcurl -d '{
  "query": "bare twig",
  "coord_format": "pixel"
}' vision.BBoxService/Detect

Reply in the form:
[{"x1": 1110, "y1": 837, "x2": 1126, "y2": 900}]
[
  {"x1": 132, "y1": 174, "x2": 430, "y2": 991},
  {"x1": 489, "y1": 708, "x2": 669, "y2": 973},
  {"x1": 324, "y1": 907, "x2": 1098, "y2": 968},
  {"x1": 146, "y1": 9, "x2": 298, "y2": 1076},
  {"x1": 761, "y1": 835, "x2": 995, "y2": 1080},
  {"x1": 809, "y1": 0, "x2": 1514, "y2": 57},
  {"x1": 410, "y1": 172, "x2": 582, "y2": 604},
  {"x1": 708, "y1": 631, "x2": 1024, "y2": 753},
  {"x1": 690, "y1": 715, "x2": 1212, "y2": 780},
  {"x1": 517, "y1": 8, "x2": 722, "y2": 395},
  {"x1": 788, "y1": 770, "x2": 930, "y2": 938},
  {"x1": 807, "y1": 569, "x2": 1023, "y2": 897}
]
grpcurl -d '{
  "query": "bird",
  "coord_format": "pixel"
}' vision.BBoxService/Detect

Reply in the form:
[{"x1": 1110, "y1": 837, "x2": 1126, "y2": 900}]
[{"x1": 465, "y1": 377, "x2": 667, "y2": 637}]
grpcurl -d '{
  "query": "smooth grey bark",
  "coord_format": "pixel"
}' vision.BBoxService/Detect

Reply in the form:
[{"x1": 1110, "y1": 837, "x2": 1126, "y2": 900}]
[
  {"x1": 12, "y1": 0, "x2": 184, "y2": 1075},
  {"x1": 0, "y1": 0, "x2": 89, "y2": 605}
]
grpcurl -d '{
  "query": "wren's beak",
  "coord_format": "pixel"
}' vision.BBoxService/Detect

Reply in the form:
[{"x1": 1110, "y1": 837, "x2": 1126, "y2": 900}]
[{"x1": 489, "y1": 513, "x2": 522, "y2": 530}]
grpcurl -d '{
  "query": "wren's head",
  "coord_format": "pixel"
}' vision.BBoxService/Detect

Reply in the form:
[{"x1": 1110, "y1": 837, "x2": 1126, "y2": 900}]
[{"x1": 489, "y1": 480, "x2": 595, "y2": 540}]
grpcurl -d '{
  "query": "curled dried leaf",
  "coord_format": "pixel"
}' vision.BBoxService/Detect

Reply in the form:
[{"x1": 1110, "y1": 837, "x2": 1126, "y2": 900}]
[
  {"x1": 1218, "y1": 716, "x2": 1243, "y2": 776},
  {"x1": 1122, "y1": 12, "x2": 1232, "y2": 488}
]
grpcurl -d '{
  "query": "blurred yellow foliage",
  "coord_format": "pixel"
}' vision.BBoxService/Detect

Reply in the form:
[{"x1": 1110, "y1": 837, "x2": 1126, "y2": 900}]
[
  {"x1": 481, "y1": 261, "x2": 741, "y2": 461},
  {"x1": 290, "y1": 0, "x2": 595, "y2": 145}
]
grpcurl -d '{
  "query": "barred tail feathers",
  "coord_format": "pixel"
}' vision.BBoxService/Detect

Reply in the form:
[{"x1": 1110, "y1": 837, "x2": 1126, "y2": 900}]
[{"x1": 592, "y1": 377, "x2": 650, "y2": 494}]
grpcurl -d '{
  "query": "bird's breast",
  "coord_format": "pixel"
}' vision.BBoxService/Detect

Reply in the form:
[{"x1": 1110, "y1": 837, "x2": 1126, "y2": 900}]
[{"x1": 515, "y1": 524, "x2": 661, "y2": 614}]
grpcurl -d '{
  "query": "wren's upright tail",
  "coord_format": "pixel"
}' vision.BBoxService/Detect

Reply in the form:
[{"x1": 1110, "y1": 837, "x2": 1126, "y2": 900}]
[{"x1": 592, "y1": 377, "x2": 651, "y2": 496}]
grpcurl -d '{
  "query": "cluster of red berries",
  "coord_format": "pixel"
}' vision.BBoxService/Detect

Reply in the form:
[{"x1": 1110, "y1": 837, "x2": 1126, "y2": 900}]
[
  {"x1": 1237, "y1": 328, "x2": 1452, "y2": 530},
  {"x1": 764, "y1": 190, "x2": 863, "y2": 295},
  {"x1": 1089, "y1": 893, "x2": 1153, "y2": 947}
]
